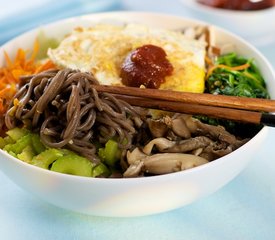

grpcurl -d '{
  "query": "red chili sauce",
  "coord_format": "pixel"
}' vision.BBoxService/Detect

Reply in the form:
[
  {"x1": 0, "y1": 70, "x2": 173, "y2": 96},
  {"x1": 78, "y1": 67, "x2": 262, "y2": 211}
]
[
  {"x1": 120, "y1": 44, "x2": 173, "y2": 89},
  {"x1": 197, "y1": 0, "x2": 275, "y2": 10}
]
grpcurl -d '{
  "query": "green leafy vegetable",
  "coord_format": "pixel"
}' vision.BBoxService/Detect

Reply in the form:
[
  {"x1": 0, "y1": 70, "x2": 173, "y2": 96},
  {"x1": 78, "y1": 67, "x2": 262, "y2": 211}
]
[
  {"x1": 201, "y1": 52, "x2": 269, "y2": 137},
  {"x1": 206, "y1": 53, "x2": 269, "y2": 99}
]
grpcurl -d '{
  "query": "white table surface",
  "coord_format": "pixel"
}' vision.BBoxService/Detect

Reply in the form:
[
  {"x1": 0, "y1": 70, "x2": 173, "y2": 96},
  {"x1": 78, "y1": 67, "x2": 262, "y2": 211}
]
[{"x1": 1, "y1": 1, "x2": 275, "y2": 239}]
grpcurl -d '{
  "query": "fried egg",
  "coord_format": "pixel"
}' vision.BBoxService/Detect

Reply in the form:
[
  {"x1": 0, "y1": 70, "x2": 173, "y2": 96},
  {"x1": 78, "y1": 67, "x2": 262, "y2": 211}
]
[{"x1": 48, "y1": 24, "x2": 206, "y2": 93}]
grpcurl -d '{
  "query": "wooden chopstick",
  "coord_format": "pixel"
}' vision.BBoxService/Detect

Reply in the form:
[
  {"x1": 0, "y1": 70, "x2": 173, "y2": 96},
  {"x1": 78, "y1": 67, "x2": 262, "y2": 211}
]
[
  {"x1": 93, "y1": 85, "x2": 275, "y2": 112},
  {"x1": 93, "y1": 85, "x2": 275, "y2": 126}
]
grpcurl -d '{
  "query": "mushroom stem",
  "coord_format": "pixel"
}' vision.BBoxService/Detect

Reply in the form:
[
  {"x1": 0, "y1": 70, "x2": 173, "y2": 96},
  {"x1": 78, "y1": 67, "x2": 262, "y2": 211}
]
[
  {"x1": 124, "y1": 153, "x2": 208, "y2": 177},
  {"x1": 143, "y1": 153, "x2": 208, "y2": 174}
]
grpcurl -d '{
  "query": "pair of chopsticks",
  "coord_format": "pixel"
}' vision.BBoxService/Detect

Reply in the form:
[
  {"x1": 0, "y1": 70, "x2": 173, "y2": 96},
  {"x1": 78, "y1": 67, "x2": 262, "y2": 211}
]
[{"x1": 93, "y1": 85, "x2": 275, "y2": 127}]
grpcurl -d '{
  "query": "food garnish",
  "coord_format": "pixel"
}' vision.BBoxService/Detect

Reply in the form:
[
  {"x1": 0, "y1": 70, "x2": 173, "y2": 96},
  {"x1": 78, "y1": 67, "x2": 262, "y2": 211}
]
[
  {"x1": 0, "y1": 41, "x2": 55, "y2": 131},
  {"x1": 206, "y1": 53, "x2": 269, "y2": 98}
]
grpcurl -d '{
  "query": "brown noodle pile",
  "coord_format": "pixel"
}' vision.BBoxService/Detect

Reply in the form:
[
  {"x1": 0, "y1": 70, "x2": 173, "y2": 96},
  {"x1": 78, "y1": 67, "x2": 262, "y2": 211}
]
[{"x1": 5, "y1": 69, "x2": 144, "y2": 162}]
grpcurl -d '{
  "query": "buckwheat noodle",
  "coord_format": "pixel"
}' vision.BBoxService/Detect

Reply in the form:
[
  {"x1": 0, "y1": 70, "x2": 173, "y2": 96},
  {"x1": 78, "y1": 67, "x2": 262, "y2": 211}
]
[{"x1": 5, "y1": 69, "x2": 143, "y2": 163}]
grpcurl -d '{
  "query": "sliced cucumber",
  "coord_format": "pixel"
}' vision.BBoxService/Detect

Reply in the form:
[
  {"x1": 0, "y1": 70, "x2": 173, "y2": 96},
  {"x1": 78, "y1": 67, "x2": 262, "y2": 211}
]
[
  {"x1": 51, "y1": 155, "x2": 94, "y2": 177},
  {"x1": 6, "y1": 128, "x2": 30, "y2": 142},
  {"x1": 32, "y1": 148, "x2": 64, "y2": 169},
  {"x1": 17, "y1": 145, "x2": 36, "y2": 163}
]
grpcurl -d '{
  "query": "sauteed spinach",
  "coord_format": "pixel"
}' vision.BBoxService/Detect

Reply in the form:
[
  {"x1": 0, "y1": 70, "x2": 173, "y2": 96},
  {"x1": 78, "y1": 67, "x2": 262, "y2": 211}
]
[
  {"x1": 206, "y1": 53, "x2": 269, "y2": 99},
  {"x1": 200, "y1": 53, "x2": 269, "y2": 137}
]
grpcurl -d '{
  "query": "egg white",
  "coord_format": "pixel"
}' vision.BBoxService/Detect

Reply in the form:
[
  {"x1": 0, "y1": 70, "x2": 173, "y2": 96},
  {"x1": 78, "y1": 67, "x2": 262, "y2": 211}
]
[{"x1": 48, "y1": 24, "x2": 206, "y2": 92}]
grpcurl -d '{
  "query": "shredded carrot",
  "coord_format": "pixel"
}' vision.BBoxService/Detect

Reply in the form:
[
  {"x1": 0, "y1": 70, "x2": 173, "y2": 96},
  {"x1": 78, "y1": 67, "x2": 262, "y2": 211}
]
[
  {"x1": 205, "y1": 55, "x2": 214, "y2": 66},
  {"x1": 0, "y1": 40, "x2": 56, "y2": 117},
  {"x1": 206, "y1": 63, "x2": 250, "y2": 79},
  {"x1": 34, "y1": 59, "x2": 56, "y2": 74}
]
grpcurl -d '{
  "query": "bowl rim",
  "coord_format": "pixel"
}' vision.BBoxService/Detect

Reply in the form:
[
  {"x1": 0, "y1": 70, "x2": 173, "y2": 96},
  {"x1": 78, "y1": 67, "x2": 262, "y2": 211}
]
[{"x1": 0, "y1": 11, "x2": 274, "y2": 182}]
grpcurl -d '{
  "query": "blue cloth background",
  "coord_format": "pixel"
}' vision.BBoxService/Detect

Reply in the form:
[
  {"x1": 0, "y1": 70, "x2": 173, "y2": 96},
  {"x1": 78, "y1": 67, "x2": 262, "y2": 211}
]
[{"x1": 1, "y1": 1, "x2": 275, "y2": 239}]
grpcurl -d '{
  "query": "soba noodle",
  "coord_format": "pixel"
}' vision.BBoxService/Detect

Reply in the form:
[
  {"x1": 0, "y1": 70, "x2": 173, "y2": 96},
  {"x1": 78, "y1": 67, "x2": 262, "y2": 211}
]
[{"x1": 5, "y1": 69, "x2": 144, "y2": 162}]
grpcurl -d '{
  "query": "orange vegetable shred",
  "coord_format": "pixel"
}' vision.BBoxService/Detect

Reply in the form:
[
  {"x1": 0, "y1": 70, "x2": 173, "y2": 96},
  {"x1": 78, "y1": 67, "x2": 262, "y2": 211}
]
[
  {"x1": 0, "y1": 40, "x2": 56, "y2": 116},
  {"x1": 206, "y1": 63, "x2": 250, "y2": 79}
]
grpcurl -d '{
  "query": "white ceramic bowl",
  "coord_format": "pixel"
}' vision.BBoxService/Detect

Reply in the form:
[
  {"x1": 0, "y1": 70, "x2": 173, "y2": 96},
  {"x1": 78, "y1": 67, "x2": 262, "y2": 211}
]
[
  {"x1": 0, "y1": 12, "x2": 275, "y2": 217},
  {"x1": 180, "y1": 0, "x2": 275, "y2": 46}
]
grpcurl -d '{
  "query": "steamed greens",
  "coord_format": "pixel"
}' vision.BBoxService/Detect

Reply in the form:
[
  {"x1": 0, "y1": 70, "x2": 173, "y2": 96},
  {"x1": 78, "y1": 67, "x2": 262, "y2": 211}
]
[
  {"x1": 200, "y1": 53, "x2": 269, "y2": 137},
  {"x1": 206, "y1": 53, "x2": 269, "y2": 99}
]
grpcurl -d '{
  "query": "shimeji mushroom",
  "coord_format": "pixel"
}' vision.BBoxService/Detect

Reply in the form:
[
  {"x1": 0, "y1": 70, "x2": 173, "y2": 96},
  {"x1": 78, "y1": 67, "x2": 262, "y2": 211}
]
[{"x1": 123, "y1": 152, "x2": 208, "y2": 177}]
